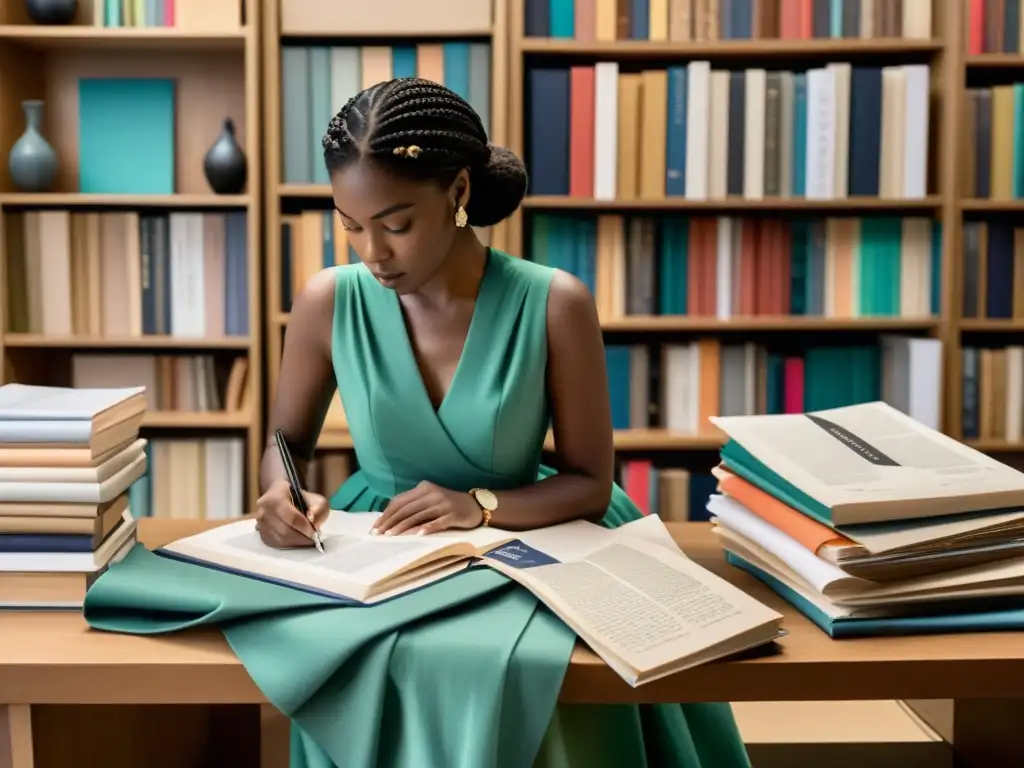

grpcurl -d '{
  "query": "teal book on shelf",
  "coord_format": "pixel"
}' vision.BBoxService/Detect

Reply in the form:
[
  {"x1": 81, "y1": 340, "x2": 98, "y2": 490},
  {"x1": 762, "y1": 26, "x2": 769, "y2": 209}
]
[{"x1": 78, "y1": 78, "x2": 175, "y2": 194}]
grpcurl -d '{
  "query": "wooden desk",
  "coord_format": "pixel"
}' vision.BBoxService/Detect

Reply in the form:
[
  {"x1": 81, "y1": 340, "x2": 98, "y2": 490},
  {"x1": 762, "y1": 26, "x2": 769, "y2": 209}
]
[{"x1": 1, "y1": 520, "x2": 1021, "y2": 767}]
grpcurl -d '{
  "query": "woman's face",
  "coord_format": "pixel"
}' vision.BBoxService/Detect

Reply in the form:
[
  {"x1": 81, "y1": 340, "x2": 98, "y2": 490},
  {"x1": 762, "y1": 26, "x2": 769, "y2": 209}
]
[{"x1": 330, "y1": 158, "x2": 467, "y2": 295}]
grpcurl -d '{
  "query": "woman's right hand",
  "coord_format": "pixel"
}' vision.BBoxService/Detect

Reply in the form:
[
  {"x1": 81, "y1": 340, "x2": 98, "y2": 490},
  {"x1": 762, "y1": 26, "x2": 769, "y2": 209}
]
[{"x1": 255, "y1": 479, "x2": 331, "y2": 548}]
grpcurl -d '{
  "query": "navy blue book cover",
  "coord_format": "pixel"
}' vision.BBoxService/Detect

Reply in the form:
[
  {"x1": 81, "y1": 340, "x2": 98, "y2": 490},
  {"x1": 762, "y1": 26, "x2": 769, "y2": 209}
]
[{"x1": 483, "y1": 540, "x2": 559, "y2": 568}]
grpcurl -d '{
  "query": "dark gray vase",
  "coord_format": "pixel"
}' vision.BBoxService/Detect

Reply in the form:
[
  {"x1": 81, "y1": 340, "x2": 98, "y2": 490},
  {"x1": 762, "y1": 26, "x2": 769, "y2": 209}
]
[
  {"x1": 9, "y1": 100, "x2": 57, "y2": 193},
  {"x1": 25, "y1": 0, "x2": 78, "y2": 24},
  {"x1": 203, "y1": 118, "x2": 247, "y2": 195}
]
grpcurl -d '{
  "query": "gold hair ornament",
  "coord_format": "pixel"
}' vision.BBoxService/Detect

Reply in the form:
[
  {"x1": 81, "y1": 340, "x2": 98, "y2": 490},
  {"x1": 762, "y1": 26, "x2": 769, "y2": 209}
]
[{"x1": 393, "y1": 145, "x2": 422, "y2": 158}]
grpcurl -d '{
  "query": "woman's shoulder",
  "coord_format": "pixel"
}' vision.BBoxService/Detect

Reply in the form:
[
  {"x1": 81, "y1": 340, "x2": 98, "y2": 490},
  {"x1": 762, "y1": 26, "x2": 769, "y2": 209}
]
[
  {"x1": 492, "y1": 250, "x2": 590, "y2": 302},
  {"x1": 489, "y1": 248, "x2": 559, "y2": 288}
]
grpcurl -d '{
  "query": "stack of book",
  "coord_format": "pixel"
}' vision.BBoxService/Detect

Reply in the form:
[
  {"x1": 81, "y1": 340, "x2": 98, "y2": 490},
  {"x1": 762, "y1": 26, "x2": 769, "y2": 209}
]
[
  {"x1": 707, "y1": 401, "x2": 1024, "y2": 637},
  {"x1": 0, "y1": 384, "x2": 147, "y2": 609}
]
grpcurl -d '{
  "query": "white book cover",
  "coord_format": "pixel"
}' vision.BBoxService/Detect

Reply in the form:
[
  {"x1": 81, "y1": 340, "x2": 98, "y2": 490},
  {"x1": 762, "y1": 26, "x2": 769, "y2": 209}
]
[
  {"x1": 902, "y1": 64, "x2": 930, "y2": 199},
  {"x1": 743, "y1": 68, "x2": 766, "y2": 200},
  {"x1": 593, "y1": 62, "x2": 619, "y2": 200},
  {"x1": 684, "y1": 60, "x2": 711, "y2": 199},
  {"x1": 0, "y1": 383, "x2": 144, "y2": 420},
  {"x1": 804, "y1": 67, "x2": 836, "y2": 200}
]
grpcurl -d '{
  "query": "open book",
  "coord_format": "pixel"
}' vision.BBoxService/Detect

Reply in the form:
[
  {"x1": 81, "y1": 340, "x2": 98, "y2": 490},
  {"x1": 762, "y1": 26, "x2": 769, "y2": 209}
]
[
  {"x1": 712, "y1": 401, "x2": 1024, "y2": 526},
  {"x1": 158, "y1": 513, "x2": 784, "y2": 687}
]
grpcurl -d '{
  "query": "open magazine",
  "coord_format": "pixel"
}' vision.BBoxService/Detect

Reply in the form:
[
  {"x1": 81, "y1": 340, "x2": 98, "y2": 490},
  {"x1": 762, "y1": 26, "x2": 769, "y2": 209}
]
[{"x1": 158, "y1": 513, "x2": 784, "y2": 687}]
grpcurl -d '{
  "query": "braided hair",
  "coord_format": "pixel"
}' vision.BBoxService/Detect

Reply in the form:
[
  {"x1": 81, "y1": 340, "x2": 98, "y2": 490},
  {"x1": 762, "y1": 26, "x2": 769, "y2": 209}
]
[{"x1": 322, "y1": 78, "x2": 528, "y2": 228}]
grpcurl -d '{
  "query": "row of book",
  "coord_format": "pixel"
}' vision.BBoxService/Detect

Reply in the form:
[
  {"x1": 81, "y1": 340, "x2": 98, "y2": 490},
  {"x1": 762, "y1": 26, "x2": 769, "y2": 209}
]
[
  {"x1": 967, "y1": 0, "x2": 1024, "y2": 54},
  {"x1": 281, "y1": 43, "x2": 491, "y2": 185},
  {"x1": 962, "y1": 345, "x2": 1024, "y2": 442},
  {"x1": 619, "y1": 461, "x2": 717, "y2": 522},
  {"x1": 532, "y1": 213, "x2": 939, "y2": 320},
  {"x1": 0, "y1": 384, "x2": 145, "y2": 609},
  {"x1": 710, "y1": 401, "x2": 1024, "y2": 638},
  {"x1": 99, "y1": 0, "x2": 171, "y2": 26},
  {"x1": 963, "y1": 86, "x2": 1024, "y2": 201},
  {"x1": 129, "y1": 437, "x2": 246, "y2": 521},
  {"x1": 962, "y1": 221, "x2": 1024, "y2": 319},
  {"x1": 5, "y1": 211, "x2": 249, "y2": 339},
  {"x1": 70, "y1": 354, "x2": 250, "y2": 416},
  {"x1": 525, "y1": 0, "x2": 933, "y2": 41},
  {"x1": 529, "y1": 62, "x2": 930, "y2": 201},
  {"x1": 280, "y1": 211, "x2": 356, "y2": 312},
  {"x1": 607, "y1": 336, "x2": 942, "y2": 434}
]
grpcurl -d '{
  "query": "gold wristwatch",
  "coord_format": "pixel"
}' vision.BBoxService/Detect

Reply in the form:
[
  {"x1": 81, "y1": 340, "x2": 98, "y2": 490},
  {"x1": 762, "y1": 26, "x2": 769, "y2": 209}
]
[{"x1": 468, "y1": 488, "x2": 498, "y2": 527}]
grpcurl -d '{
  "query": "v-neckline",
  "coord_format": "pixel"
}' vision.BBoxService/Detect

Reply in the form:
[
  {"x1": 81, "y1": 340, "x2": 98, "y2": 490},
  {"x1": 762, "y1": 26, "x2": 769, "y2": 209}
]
[{"x1": 386, "y1": 248, "x2": 495, "y2": 418}]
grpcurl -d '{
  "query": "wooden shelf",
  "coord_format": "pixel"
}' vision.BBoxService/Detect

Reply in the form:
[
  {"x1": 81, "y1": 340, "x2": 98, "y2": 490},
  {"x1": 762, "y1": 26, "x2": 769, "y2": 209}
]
[
  {"x1": 319, "y1": 428, "x2": 724, "y2": 452},
  {"x1": 520, "y1": 37, "x2": 944, "y2": 58},
  {"x1": 961, "y1": 199, "x2": 1024, "y2": 211},
  {"x1": 278, "y1": 183, "x2": 332, "y2": 198},
  {"x1": 965, "y1": 54, "x2": 1024, "y2": 68},
  {"x1": 601, "y1": 316, "x2": 938, "y2": 332},
  {"x1": 609, "y1": 430, "x2": 724, "y2": 451},
  {"x1": 3, "y1": 334, "x2": 251, "y2": 350},
  {"x1": 0, "y1": 193, "x2": 251, "y2": 208},
  {"x1": 959, "y1": 320, "x2": 1024, "y2": 332},
  {"x1": 280, "y1": 28, "x2": 492, "y2": 40},
  {"x1": 143, "y1": 411, "x2": 252, "y2": 429},
  {"x1": 0, "y1": 25, "x2": 248, "y2": 51},
  {"x1": 964, "y1": 439, "x2": 1024, "y2": 452},
  {"x1": 522, "y1": 196, "x2": 942, "y2": 212},
  {"x1": 277, "y1": 311, "x2": 935, "y2": 333}
]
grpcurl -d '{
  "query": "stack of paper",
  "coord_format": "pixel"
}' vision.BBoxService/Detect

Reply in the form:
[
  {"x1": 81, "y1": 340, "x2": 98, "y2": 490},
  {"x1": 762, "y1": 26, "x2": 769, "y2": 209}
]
[
  {"x1": 707, "y1": 401, "x2": 1024, "y2": 637},
  {"x1": 0, "y1": 384, "x2": 146, "y2": 609}
]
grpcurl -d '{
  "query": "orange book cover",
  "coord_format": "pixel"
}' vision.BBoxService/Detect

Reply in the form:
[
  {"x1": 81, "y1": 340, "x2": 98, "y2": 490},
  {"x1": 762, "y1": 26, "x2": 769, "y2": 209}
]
[{"x1": 712, "y1": 465, "x2": 854, "y2": 553}]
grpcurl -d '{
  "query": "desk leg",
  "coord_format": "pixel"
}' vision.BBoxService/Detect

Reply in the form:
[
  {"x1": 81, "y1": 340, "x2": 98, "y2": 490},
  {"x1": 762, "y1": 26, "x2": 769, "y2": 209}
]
[
  {"x1": 260, "y1": 705, "x2": 290, "y2": 768},
  {"x1": 0, "y1": 705, "x2": 33, "y2": 768},
  {"x1": 949, "y1": 699, "x2": 1024, "y2": 767}
]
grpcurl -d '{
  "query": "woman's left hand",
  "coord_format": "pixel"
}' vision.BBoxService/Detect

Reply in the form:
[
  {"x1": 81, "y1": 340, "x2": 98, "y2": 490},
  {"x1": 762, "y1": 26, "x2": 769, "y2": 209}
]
[{"x1": 372, "y1": 481, "x2": 483, "y2": 536}]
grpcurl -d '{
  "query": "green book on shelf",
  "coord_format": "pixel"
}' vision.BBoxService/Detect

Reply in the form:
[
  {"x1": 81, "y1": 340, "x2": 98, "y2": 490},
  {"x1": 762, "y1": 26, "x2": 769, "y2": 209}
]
[{"x1": 78, "y1": 78, "x2": 175, "y2": 195}]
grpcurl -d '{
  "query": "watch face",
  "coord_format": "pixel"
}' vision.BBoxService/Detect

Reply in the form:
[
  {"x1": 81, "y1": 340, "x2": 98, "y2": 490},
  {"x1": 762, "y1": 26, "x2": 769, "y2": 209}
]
[{"x1": 475, "y1": 489, "x2": 498, "y2": 510}]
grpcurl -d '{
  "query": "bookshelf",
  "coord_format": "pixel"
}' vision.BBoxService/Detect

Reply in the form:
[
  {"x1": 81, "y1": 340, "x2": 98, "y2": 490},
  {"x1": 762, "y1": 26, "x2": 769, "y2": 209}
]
[
  {"x1": 261, "y1": 0, "x2": 510, "y2": 458},
  {"x1": 956, "y1": 1, "x2": 1024, "y2": 457},
  {"x1": 0, "y1": 0, "x2": 263, "y2": 518},
  {"x1": 503, "y1": 0, "x2": 964, "y2": 497}
]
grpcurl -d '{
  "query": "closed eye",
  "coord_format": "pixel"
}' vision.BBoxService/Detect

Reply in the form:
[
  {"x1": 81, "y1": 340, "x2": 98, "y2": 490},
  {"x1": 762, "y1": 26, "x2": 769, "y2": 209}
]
[{"x1": 384, "y1": 222, "x2": 411, "y2": 234}]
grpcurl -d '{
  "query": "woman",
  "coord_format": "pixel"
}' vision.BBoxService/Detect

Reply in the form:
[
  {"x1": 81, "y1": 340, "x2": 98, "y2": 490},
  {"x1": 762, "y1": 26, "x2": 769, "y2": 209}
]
[{"x1": 257, "y1": 77, "x2": 751, "y2": 768}]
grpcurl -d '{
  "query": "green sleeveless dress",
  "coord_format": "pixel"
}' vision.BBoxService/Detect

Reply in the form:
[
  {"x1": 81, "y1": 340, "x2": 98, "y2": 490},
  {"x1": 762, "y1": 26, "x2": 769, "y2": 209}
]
[
  {"x1": 81, "y1": 248, "x2": 752, "y2": 768},
  {"x1": 316, "y1": 249, "x2": 753, "y2": 768}
]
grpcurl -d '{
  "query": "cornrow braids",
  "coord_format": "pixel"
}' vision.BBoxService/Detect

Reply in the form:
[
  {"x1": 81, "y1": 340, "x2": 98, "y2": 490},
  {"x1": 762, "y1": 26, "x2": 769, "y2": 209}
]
[{"x1": 322, "y1": 78, "x2": 528, "y2": 228}]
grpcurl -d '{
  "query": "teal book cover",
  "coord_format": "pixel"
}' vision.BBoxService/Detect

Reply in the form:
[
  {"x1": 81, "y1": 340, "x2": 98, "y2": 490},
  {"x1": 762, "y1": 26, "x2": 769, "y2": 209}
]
[{"x1": 78, "y1": 78, "x2": 175, "y2": 194}]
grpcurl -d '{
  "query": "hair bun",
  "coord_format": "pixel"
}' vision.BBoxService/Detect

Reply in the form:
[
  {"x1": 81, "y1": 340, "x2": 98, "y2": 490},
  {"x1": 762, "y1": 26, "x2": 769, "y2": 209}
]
[{"x1": 465, "y1": 145, "x2": 528, "y2": 228}]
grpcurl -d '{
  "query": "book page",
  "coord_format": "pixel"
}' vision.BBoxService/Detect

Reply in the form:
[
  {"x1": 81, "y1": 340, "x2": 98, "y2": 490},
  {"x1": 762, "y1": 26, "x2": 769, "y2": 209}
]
[
  {"x1": 712, "y1": 401, "x2": 1024, "y2": 508},
  {"x1": 161, "y1": 514, "x2": 479, "y2": 597},
  {"x1": 483, "y1": 516, "x2": 782, "y2": 680}
]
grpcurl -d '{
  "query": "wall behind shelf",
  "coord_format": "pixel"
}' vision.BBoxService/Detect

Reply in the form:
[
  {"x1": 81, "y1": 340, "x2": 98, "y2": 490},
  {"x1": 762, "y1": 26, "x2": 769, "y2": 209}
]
[{"x1": 35, "y1": 50, "x2": 246, "y2": 194}]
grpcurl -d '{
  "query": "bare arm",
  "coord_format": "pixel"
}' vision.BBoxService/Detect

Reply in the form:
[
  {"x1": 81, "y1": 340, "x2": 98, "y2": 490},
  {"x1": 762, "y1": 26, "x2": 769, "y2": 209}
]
[
  {"x1": 259, "y1": 269, "x2": 339, "y2": 493},
  {"x1": 484, "y1": 270, "x2": 614, "y2": 529}
]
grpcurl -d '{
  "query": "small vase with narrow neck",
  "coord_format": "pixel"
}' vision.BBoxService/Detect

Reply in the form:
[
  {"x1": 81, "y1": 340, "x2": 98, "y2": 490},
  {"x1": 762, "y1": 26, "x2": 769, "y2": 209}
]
[
  {"x1": 203, "y1": 118, "x2": 248, "y2": 195},
  {"x1": 8, "y1": 100, "x2": 57, "y2": 193}
]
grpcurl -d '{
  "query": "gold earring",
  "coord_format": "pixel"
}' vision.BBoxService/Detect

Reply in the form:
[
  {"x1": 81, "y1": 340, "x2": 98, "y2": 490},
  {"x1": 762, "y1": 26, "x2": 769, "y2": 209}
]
[{"x1": 455, "y1": 205, "x2": 468, "y2": 228}]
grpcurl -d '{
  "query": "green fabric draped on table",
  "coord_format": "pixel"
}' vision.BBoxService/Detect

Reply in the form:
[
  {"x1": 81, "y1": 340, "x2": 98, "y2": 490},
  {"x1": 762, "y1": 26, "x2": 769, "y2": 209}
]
[{"x1": 83, "y1": 252, "x2": 752, "y2": 767}]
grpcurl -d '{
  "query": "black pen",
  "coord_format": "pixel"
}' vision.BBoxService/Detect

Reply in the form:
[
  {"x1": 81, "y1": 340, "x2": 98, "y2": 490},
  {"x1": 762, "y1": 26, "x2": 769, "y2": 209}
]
[{"x1": 275, "y1": 429, "x2": 325, "y2": 553}]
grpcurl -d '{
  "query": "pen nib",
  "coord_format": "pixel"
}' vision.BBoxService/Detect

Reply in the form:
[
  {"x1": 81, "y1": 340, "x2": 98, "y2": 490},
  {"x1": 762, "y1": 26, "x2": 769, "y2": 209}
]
[{"x1": 313, "y1": 532, "x2": 325, "y2": 554}]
